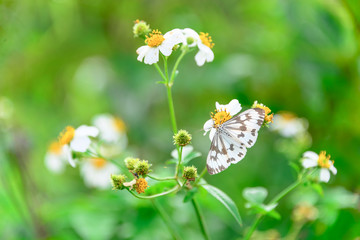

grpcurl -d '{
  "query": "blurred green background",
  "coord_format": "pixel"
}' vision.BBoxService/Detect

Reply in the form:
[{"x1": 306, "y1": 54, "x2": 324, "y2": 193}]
[{"x1": 1, "y1": 0, "x2": 360, "y2": 239}]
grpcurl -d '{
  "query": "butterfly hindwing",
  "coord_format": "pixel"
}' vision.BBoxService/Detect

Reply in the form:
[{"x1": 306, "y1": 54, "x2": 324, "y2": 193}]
[{"x1": 206, "y1": 132, "x2": 231, "y2": 175}]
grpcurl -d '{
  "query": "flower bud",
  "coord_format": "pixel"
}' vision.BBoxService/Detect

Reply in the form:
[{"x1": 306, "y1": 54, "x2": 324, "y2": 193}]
[
  {"x1": 125, "y1": 157, "x2": 140, "y2": 171},
  {"x1": 252, "y1": 101, "x2": 274, "y2": 126},
  {"x1": 173, "y1": 129, "x2": 192, "y2": 146},
  {"x1": 111, "y1": 174, "x2": 126, "y2": 190},
  {"x1": 134, "y1": 160, "x2": 151, "y2": 176},
  {"x1": 133, "y1": 19, "x2": 151, "y2": 38},
  {"x1": 135, "y1": 178, "x2": 148, "y2": 194},
  {"x1": 183, "y1": 166, "x2": 197, "y2": 181}
]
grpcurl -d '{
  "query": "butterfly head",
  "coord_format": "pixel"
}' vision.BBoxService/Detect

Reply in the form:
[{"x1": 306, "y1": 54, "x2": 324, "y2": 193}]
[{"x1": 211, "y1": 109, "x2": 232, "y2": 127}]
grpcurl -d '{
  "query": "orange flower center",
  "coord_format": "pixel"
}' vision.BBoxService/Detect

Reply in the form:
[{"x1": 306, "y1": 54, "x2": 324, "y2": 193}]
[
  {"x1": 317, "y1": 151, "x2": 332, "y2": 169},
  {"x1": 49, "y1": 141, "x2": 62, "y2": 154},
  {"x1": 135, "y1": 178, "x2": 148, "y2": 194},
  {"x1": 58, "y1": 126, "x2": 75, "y2": 145},
  {"x1": 211, "y1": 110, "x2": 232, "y2": 126},
  {"x1": 112, "y1": 117, "x2": 126, "y2": 132},
  {"x1": 200, "y1": 32, "x2": 214, "y2": 49},
  {"x1": 145, "y1": 30, "x2": 165, "y2": 47},
  {"x1": 91, "y1": 158, "x2": 107, "y2": 169}
]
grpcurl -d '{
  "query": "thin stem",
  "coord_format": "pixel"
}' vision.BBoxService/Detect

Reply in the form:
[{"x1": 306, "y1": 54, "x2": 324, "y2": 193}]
[
  {"x1": 191, "y1": 198, "x2": 210, "y2": 240},
  {"x1": 164, "y1": 56, "x2": 169, "y2": 80},
  {"x1": 151, "y1": 199, "x2": 182, "y2": 240},
  {"x1": 195, "y1": 167, "x2": 208, "y2": 184},
  {"x1": 175, "y1": 146, "x2": 183, "y2": 178},
  {"x1": 147, "y1": 175, "x2": 177, "y2": 181},
  {"x1": 169, "y1": 50, "x2": 187, "y2": 86},
  {"x1": 127, "y1": 185, "x2": 180, "y2": 199},
  {"x1": 166, "y1": 85, "x2": 178, "y2": 134},
  {"x1": 243, "y1": 215, "x2": 262, "y2": 240},
  {"x1": 154, "y1": 63, "x2": 167, "y2": 82}
]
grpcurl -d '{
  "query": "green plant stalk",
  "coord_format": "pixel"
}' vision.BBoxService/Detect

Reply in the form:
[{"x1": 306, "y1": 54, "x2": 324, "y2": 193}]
[
  {"x1": 151, "y1": 199, "x2": 182, "y2": 240},
  {"x1": 127, "y1": 185, "x2": 180, "y2": 199},
  {"x1": 191, "y1": 198, "x2": 210, "y2": 240},
  {"x1": 169, "y1": 49, "x2": 187, "y2": 86},
  {"x1": 147, "y1": 175, "x2": 177, "y2": 181},
  {"x1": 195, "y1": 167, "x2": 208, "y2": 184},
  {"x1": 175, "y1": 146, "x2": 183, "y2": 178}
]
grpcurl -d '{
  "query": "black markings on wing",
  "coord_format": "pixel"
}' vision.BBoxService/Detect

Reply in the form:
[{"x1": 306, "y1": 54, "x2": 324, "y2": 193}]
[{"x1": 206, "y1": 131, "x2": 230, "y2": 175}]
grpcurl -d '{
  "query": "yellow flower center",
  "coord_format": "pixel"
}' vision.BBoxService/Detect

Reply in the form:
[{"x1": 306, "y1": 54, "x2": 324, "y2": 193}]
[
  {"x1": 49, "y1": 141, "x2": 62, "y2": 154},
  {"x1": 135, "y1": 178, "x2": 148, "y2": 194},
  {"x1": 145, "y1": 30, "x2": 165, "y2": 47},
  {"x1": 253, "y1": 103, "x2": 273, "y2": 124},
  {"x1": 58, "y1": 126, "x2": 75, "y2": 145},
  {"x1": 280, "y1": 112, "x2": 296, "y2": 121},
  {"x1": 211, "y1": 109, "x2": 232, "y2": 126},
  {"x1": 317, "y1": 151, "x2": 332, "y2": 169},
  {"x1": 200, "y1": 32, "x2": 214, "y2": 49},
  {"x1": 112, "y1": 117, "x2": 126, "y2": 132},
  {"x1": 91, "y1": 157, "x2": 107, "y2": 169}
]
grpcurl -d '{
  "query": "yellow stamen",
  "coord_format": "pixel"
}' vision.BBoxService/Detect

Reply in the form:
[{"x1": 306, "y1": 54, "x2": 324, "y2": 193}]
[
  {"x1": 317, "y1": 151, "x2": 332, "y2": 169},
  {"x1": 135, "y1": 178, "x2": 148, "y2": 194},
  {"x1": 145, "y1": 29, "x2": 165, "y2": 47},
  {"x1": 253, "y1": 102, "x2": 273, "y2": 124},
  {"x1": 211, "y1": 109, "x2": 232, "y2": 126},
  {"x1": 58, "y1": 126, "x2": 75, "y2": 145},
  {"x1": 199, "y1": 32, "x2": 215, "y2": 49},
  {"x1": 280, "y1": 112, "x2": 296, "y2": 121},
  {"x1": 49, "y1": 141, "x2": 62, "y2": 154},
  {"x1": 113, "y1": 117, "x2": 126, "y2": 132},
  {"x1": 91, "y1": 158, "x2": 107, "y2": 169}
]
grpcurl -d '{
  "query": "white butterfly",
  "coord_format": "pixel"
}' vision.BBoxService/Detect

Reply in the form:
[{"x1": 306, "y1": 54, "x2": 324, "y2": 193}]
[{"x1": 203, "y1": 99, "x2": 265, "y2": 175}]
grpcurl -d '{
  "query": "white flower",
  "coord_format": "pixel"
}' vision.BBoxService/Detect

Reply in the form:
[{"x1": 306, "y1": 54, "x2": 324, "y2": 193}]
[
  {"x1": 92, "y1": 114, "x2": 127, "y2": 144},
  {"x1": 44, "y1": 142, "x2": 68, "y2": 174},
  {"x1": 270, "y1": 112, "x2": 308, "y2": 137},
  {"x1": 58, "y1": 125, "x2": 99, "y2": 167},
  {"x1": 302, "y1": 151, "x2": 337, "y2": 183},
  {"x1": 203, "y1": 99, "x2": 241, "y2": 141},
  {"x1": 80, "y1": 158, "x2": 118, "y2": 189},
  {"x1": 136, "y1": 29, "x2": 184, "y2": 65},
  {"x1": 182, "y1": 28, "x2": 214, "y2": 66}
]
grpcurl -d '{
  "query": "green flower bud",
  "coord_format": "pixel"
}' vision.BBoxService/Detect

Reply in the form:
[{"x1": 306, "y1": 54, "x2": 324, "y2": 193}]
[
  {"x1": 111, "y1": 174, "x2": 126, "y2": 190},
  {"x1": 186, "y1": 37, "x2": 195, "y2": 45},
  {"x1": 183, "y1": 166, "x2": 197, "y2": 181},
  {"x1": 125, "y1": 157, "x2": 140, "y2": 171},
  {"x1": 173, "y1": 129, "x2": 192, "y2": 146},
  {"x1": 134, "y1": 160, "x2": 151, "y2": 176},
  {"x1": 133, "y1": 19, "x2": 151, "y2": 38},
  {"x1": 172, "y1": 44, "x2": 180, "y2": 51}
]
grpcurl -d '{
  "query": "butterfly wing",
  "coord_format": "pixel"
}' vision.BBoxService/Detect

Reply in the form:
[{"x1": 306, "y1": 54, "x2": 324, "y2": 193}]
[{"x1": 206, "y1": 108, "x2": 265, "y2": 175}]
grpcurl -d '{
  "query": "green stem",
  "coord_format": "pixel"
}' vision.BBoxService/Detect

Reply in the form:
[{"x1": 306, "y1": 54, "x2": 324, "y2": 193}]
[
  {"x1": 147, "y1": 175, "x2": 177, "y2": 181},
  {"x1": 191, "y1": 198, "x2": 210, "y2": 240},
  {"x1": 243, "y1": 215, "x2": 262, "y2": 240},
  {"x1": 175, "y1": 146, "x2": 183, "y2": 178},
  {"x1": 166, "y1": 85, "x2": 177, "y2": 134},
  {"x1": 151, "y1": 199, "x2": 182, "y2": 240},
  {"x1": 169, "y1": 50, "x2": 187, "y2": 86},
  {"x1": 195, "y1": 167, "x2": 208, "y2": 184},
  {"x1": 154, "y1": 63, "x2": 167, "y2": 82},
  {"x1": 127, "y1": 185, "x2": 180, "y2": 199}
]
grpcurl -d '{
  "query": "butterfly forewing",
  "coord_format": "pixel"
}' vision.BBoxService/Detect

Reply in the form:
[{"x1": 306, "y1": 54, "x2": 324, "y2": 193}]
[{"x1": 206, "y1": 108, "x2": 265, "y2": 175}]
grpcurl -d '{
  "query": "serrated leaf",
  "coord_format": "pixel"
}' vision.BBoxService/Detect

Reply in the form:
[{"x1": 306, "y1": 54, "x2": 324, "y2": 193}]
[
  {"x1": 243, "y1": 187, "x2": 268, "y2": 204},
  {"x1": 202, "y1": 184, "x2": 242, "y2": 226},
  {"x1": 183, "y1": 187, "x2": 198, "y2": 202},
  {"x1": 183, "y1": 151, "x2": 202, "y2": 164}
]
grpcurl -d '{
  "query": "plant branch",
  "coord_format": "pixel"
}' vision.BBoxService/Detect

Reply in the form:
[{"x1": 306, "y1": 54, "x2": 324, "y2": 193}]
[
  {"x1": 191, "y1": 198, "x2": 210, "y2": 240},
  {"x1": 127, "y1": 185, "x2": 180, "y2": 199}
]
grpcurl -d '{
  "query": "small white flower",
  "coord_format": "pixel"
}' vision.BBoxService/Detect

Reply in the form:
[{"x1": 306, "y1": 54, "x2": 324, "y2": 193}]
[
  {"x1": 58, "y1": 125, "x2": 99, "y2": 167},
  {"x1": 92, "y1": 114, "x2": 127, "y2": 144},
  {"x1": 203, "y1": 99, "x2": 241, "y2": 141},
  {"x1": 182, "y1": 28, "x2": 214, "y2": 66},
  {"x1": 270, "y1": 112, "x2": 308, "y2": 137},
  {"x1": 302, "y1": 151, "x2": 337, "y2": 183},
  {"x1": 80, "y1": 158, "x2": 118, "y2": 189},
  {"x1": 44, "y1": 142, "x2": 68, "y2": 174},
  {"x1": 136, "y1": 29, "x2": 184, "y2": 65}
]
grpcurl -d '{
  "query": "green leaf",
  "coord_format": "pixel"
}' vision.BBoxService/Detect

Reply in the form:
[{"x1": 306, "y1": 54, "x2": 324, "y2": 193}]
[
  {"x1": 243, "y1": 187, "x2": 268, "y2": 204},
  {"x1": 182, "y1": 151, "x2": 202, "y2": 164},
  {"x1": 183, "y1": 187, "x2": 198, "y2": 202},
  {"x1": 246, "y1": 203, "x2": 281, "y2": 220},
  {"x1": 289, "y1": 161, "x2": 300, "y2": 173},
  {"x1": 311, "y1": 183, "x2": 323, "y2": 196},
  {"x1": 201, "y1": 184, "x2": 242, "y2": 226}
]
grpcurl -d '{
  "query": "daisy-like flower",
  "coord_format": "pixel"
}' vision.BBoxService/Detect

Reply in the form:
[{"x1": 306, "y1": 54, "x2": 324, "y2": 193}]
[
  {"x1": 182, "y1": 28, "x2": 214, "y2": 66},
  {"x1": 136, "y1": 29, "x2": 184, "y2": 65},
  {"x1": 302, "y1": 151, "x2": 337, "y2": 183},
  {"x1": 252, "y1": 101, "x2": 273, "y2": 125},
  {"x1": 44, "y1": 141, "x2": 68, "y2": 174},
  {"x1": 270, "y1": 112, "x2": 308, "y2": 137},
  {"x1": 203, "y1": 99, "x2": 241, "y2": 141},
  {"x1": 80, "y1": 157, "x2": 118, "y2": 189},
  {"x1": 58, "y1": 125, "x2": 99, "y2": 167}
]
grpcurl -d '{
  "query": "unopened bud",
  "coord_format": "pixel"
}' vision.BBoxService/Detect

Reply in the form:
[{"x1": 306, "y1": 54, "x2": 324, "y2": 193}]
[
  {"x1": 134, "y1": 160, "x2": 151, "y2": 176},
  {"x1": 111, "y1": 174, "x2": 126, "y2": 190},
  {"x1": 173, "y1": 129, "x2": 192, "y2": 146},
  {"x1": 125, "y1": 157, "x2": 140, "y2": 171},
  {"x1": 183, "y1": 166, "x2": 197, "y2": 181},
  {"x1": 133, "y1": 19, "x2": 151, "y2": 38}
]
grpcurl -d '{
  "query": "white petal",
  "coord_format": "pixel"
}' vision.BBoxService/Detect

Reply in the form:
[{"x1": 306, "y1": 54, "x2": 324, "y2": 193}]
[
  {"x1": 319, "y1": 168, "x2": 330, "y2": 183},
  {"x1": 209, "y1": 128, "x2": 216, "y2": 141},
  {"x1": 195, "y1": 50, "x2": 207, "y2": 66},
  {"x1": 216, "y1": 99, "x2": 241, "y2": 116},
  {"x1": 198, "y1": 43, "x2": 214, "y2": 62},
  {"x1": 158, "y1": 42, "x2": 173, "y2": 56},
  {"x1": 203, "y1": 119, "x2": 214, "y2": 134},
  {"x1": 64, "y1": 145, "x2": 76, "y2": 167},
  {"x1": 329, "y1": 164, "x2": 337, "y2": 175},
  {"x1": 70, "y1": 136, "x2": 91, "y2": 152},
  {"x1": 45, "y1": 153, "x2": 65, "y2": 174},
  {"x1": 163, "y1": 28, "x2": 184, "y2": 45},
  {"x1": 144, "y1": 47, "x2": 159, "y2": 65},
  {"x1": 182, "y1": 145, "x2": 194, "y2": 158},
  {"x1": 136, "y1": 45, "x2": 150, "y2": 62},
  {"x1": 75, "y1": 125, "x2": 99, "y2": 138},
  {"x1": 302, "y1": 158, "x2": 318, "y2": 168},
  {"x1": 182, "y1": 28, "x2": 200, "y2": 47},
  {"x1": 303, "y1": 151, "x2": 319, "y2": 161}
]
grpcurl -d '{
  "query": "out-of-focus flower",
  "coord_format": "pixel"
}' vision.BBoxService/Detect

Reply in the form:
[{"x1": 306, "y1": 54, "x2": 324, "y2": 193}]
[
  {"x1": 133, "y1": 19, "x2": 151, "y2": 38},
  {"x1": 111, "y1": 174, "x2": 127, "y2": 190},
  {"x1": 302, "y1": 151, "x2": 337, "y2": 182},
  {"x1": 44, "y1": 141, "x2": 68, "y2": 174},
  {"x1": 58, "y1": 125, "x2": 99, "y2": 167},
  {"x1": 270, "y1": 112, "x2": 308, "y2": 137},
  {"x1": 92, "y1": 114, "x2": 127, "y2": 144},
  {"x1": 136, "y1": 29, "x2": 183, "y2": 65},
  {"x1": 252, "y1": 101, "x2": 273, "y2": 126},
  {"x1": 292, "y1": 202, "x2": 318, "y2": 222},
  {"x1": 80, "y1": 157, "x2": 118, "y2": 189},
  {"x1": 181, "y1": 28, "x2": 214, "y2": 66}
]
